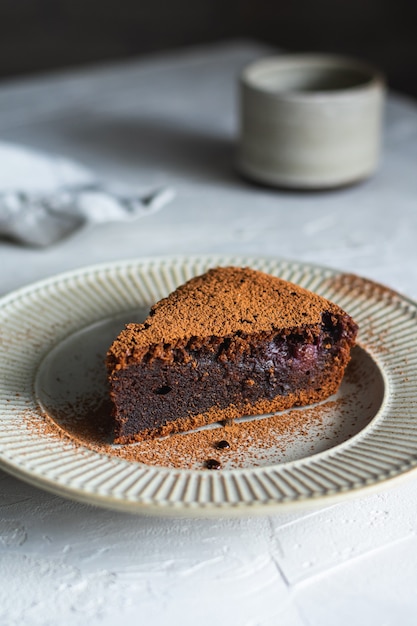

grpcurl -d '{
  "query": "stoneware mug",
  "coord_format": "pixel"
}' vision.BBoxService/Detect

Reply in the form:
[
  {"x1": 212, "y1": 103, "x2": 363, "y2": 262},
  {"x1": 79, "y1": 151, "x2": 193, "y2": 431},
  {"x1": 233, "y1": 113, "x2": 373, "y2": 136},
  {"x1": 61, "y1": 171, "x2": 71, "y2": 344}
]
[{"x1": 237, "y1": 54, "x2": 386, "y2": 189}]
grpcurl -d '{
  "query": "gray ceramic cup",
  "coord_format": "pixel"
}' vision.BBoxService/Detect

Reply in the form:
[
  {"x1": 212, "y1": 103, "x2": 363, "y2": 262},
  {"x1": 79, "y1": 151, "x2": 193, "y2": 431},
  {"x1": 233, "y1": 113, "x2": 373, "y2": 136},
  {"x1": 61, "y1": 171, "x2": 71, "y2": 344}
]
[{"x1": 238, "y1": 54, "x2": 385, "y2": 189}]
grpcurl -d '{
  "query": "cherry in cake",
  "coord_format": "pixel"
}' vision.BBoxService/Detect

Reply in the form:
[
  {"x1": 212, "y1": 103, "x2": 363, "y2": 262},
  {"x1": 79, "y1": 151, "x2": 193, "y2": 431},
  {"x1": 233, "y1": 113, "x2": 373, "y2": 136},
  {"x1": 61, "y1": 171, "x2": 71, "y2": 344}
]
[{"x1": 106, "y1": 266, "x2": 358, "y2": 443}]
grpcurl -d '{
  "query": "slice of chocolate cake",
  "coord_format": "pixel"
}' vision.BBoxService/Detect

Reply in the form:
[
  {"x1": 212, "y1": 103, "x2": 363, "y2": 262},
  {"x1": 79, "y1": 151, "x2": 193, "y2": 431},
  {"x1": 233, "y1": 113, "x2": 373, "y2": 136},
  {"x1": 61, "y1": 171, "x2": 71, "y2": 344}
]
[{"x1": 106, "y1": 266, "x2": 358, "y2": 443}]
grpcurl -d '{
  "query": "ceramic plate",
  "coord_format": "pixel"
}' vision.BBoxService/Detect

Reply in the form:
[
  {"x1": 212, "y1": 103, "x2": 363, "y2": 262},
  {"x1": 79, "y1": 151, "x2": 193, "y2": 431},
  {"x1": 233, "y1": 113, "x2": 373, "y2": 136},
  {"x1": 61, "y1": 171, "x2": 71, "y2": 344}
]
[{"x1": 0, "y1": 255, "x2": 416, "y2": 516}]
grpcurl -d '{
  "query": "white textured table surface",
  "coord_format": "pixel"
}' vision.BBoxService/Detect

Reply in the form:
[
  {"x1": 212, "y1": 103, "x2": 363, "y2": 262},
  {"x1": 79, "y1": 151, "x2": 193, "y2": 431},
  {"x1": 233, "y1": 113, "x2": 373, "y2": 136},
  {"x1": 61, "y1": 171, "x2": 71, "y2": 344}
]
[{"x1": 1, "y1": 41, "x2": 417, "y2": 626}]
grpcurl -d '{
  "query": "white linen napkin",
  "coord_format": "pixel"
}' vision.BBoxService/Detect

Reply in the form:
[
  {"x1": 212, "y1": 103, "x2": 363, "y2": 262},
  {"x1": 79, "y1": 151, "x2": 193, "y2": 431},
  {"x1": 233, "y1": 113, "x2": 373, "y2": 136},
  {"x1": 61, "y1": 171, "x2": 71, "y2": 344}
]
[{"x1": 0, "y1": 143, "x2": 175, "y2": 247}]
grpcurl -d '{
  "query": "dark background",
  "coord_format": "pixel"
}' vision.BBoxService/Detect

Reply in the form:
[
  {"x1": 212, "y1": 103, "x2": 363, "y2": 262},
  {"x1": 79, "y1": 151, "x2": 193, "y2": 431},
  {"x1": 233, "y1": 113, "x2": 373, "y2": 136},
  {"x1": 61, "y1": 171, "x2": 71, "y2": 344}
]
[{"x1": 0, "y1": 0, "x2": 416, "y2": 97}]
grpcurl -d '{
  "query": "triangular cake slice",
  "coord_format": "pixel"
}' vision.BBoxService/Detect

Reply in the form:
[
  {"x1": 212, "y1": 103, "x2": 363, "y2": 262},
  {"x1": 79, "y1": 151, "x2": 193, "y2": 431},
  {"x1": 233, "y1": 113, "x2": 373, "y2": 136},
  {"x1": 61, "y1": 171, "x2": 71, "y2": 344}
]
[{"x1": 106, "y1": 266, "x2": 358, "y2": 443}]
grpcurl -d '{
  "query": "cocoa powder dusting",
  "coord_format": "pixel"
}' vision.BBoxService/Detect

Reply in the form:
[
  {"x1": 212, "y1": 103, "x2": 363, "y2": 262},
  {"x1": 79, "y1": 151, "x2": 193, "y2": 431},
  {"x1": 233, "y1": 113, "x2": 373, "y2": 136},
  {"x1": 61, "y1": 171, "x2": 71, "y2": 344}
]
[
  {"x1": 321, "y1": 273, "x2": 401, "y2": 356},
  {"x1": 107, "y1": 266, "x2": 350, "y2": 371}
]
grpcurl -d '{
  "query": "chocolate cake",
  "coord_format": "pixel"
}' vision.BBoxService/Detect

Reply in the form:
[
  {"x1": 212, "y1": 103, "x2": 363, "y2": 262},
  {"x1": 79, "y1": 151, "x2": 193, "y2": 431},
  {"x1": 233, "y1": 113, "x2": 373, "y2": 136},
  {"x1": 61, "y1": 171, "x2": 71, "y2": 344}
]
[{"x1": 106, "y1": 266, "x2": 358, "y2": 443}]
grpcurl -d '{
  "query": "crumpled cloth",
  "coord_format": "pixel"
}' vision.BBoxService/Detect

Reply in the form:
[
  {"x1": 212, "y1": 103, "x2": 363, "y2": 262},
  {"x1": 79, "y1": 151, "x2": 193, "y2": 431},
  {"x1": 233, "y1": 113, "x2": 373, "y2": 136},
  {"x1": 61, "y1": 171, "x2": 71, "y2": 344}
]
[{"x1": 0, "y1": 143, "x2": 175, "y2": 247}]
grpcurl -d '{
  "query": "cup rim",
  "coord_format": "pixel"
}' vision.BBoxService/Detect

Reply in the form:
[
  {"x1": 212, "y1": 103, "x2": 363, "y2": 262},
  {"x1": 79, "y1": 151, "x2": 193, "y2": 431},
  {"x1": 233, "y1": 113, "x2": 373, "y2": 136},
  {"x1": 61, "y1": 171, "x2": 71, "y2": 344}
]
[{"x1": 241, "y1": 53, "x2": 385, "y2": 100}]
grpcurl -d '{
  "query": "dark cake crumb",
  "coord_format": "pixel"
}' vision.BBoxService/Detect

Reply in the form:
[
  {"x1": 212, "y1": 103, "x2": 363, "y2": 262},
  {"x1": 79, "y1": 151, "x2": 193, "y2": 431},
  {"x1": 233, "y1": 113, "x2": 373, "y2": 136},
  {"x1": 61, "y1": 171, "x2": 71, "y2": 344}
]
[
  {"x1": 215, "y1": 440, "x2": 231, "y2": 449},
  {"x1": 206, "y1": 458, "x2": 222, "y2": 470}
]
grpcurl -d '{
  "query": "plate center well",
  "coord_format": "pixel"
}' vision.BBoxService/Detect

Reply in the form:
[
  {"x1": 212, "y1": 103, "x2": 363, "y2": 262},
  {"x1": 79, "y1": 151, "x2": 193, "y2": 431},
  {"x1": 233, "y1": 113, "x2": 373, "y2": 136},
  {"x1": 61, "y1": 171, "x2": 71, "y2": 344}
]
[{"x1": 35, "y1": 312, "x2": 386, "y2": 469}]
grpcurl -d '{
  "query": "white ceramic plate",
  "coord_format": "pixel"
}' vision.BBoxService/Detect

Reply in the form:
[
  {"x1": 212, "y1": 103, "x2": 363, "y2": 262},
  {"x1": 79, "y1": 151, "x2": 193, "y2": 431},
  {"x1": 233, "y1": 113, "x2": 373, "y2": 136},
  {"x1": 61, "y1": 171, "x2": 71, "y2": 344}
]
[{"x1": 0, "y1": 255, "x2": 416, "y2": 516}]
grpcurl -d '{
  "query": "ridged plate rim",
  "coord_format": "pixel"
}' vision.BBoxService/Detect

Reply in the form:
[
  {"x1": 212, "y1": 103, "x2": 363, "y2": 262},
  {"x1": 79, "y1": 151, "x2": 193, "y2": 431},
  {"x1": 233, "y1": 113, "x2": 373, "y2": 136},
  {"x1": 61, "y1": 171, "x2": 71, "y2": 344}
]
[{"x1": 0, "y1": 254, "x2": 416, "y2": 516}]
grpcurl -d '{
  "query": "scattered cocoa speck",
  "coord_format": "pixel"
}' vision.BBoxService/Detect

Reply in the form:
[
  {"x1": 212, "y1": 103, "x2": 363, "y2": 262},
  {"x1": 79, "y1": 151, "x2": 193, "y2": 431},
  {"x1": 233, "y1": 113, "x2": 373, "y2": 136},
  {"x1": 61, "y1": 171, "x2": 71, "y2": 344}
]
[
  {"x1": 21, "y1": 341, "x2": 379, "y2": 471},
  {"x1": 206, "y1": 459, "x2": 221, "y2": 470},
  {"x1": 25, "y1": 393, "x2": 360, "y2": 470}
]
